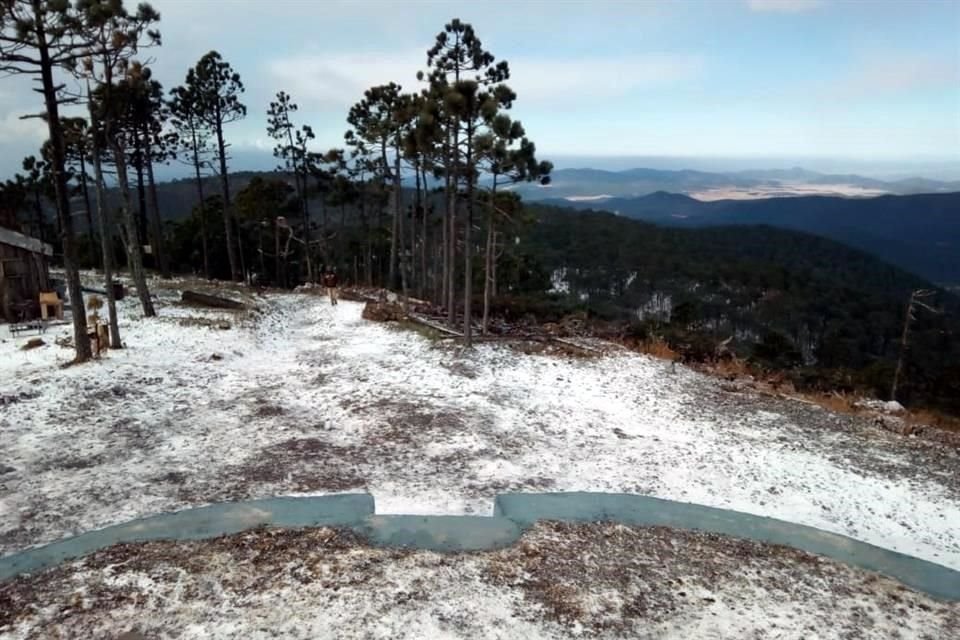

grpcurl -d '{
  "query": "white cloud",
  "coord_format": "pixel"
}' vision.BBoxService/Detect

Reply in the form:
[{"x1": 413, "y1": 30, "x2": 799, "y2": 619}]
[
  {"x1": 0, "y1": 112, "x2": 47, "y2": 145},
  {"x1": 832, "y1": 55, "x2": 958, "y2": 99},
  {"x1": 263, "y1": 49, "x2": 702, "y2": 113},
  {"x1": 747, "y1": 0, "x2": 823, "y2": 13},
  {"x1": 263, "y1": 50, "x2": 425, "y2": 111},
  {"x1": 509, "y1": 54, "x2": 702, "y2": 102}
]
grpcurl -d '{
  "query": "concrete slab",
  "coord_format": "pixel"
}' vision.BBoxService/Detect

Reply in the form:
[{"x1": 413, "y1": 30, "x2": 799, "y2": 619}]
[
  {"x1": 361, "y1": 515, "x2": 521, "y2": 552},
  {"x1": 0, "y1": 494, "x2": 375, "y2": 581}
]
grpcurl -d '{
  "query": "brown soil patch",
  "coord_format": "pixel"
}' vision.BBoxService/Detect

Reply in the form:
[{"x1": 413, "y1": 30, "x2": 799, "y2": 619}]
[{"x1": 224, "y1": 438, "x2": 366, "y2": 498}]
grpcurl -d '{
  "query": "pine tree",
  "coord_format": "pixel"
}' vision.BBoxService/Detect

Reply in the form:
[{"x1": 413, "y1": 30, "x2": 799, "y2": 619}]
[
  {"x1": 79, "y1": 0, "x2": 161, "y2": 318},
  {"x1": 423, "y1": 19, "x2": 511, "y2": 342},
  {"x1": 475, "y1": 115, "x2": 551, "y2": 333},
  {"x1": 346, "y1": 83, "x2": 412, "y2": 292},
  {"x1": 109, "y1": 67, "x2": 170, "y2": 277},
  {"x1": 60, "y1": 117, "x2": 97, "y2": 265},
  {"x1": 168, "y1": 74, "x2": 213, "y2": 279},
  {"x1": 1, "y1": 0, "x2": 92, "y2": 361},
  {"x1": 189, "y1": 51, "x2": 246, "y2": 281},
  {"x1": 85, "y1": 77, "x2": 122, "y2": 347},
  {"x1": 267, "y1": 91, "x2": 316, "y2": 281}
]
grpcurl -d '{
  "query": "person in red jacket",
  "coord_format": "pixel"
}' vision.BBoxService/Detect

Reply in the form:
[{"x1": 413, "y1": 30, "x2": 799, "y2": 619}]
[{"x1": 322, "y1": 268, "x2": 339, "y2": 306}]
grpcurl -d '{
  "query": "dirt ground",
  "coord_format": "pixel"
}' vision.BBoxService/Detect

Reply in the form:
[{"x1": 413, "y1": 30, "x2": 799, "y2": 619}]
[{"x1": 1, "y1": 522, "x2": 956, "y2": 639}]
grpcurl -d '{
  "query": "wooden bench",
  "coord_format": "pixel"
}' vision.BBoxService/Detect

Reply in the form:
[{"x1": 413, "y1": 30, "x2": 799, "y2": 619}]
[{"x1": 10, "y1": 320, "x2": 46, "y2": 337}]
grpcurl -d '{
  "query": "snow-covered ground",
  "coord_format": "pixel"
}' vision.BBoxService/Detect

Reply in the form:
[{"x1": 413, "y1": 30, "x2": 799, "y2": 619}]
[{"x1": 1, "y1": 277, "x2": 959, "y2": 575}]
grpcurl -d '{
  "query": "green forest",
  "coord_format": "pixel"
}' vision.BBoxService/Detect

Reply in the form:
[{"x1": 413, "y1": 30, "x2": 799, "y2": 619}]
[{"x1": 520, "y1": 205, "x2": 960, "y2": 414}]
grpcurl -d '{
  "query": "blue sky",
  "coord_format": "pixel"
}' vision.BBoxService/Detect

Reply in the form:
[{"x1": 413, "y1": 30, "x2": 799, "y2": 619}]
[{"x1": 1, "y1": 0, "x2": 958, "y2": 179}]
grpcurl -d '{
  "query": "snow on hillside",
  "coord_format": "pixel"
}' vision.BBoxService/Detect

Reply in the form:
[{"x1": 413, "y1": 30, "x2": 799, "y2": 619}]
[{"x1": 1, "y1": 278, "x2": 958, "y2": 573}]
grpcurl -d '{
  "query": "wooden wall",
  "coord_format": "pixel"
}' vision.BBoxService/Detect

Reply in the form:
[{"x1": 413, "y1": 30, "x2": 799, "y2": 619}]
[{"x1": 0, "y1": 229, "x2": 51, "y2": 322}]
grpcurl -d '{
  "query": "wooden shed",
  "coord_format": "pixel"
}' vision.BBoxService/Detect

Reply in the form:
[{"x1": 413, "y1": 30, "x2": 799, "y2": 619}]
[{"x1": 0, "y1": 225, "x2": 53, "y2": 322}]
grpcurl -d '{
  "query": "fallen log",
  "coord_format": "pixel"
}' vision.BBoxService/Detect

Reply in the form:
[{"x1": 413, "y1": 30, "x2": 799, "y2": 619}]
[
  {"x1": 181, "y1": 290, "x2": 246, "y2": 310},
  {"x1": 550, "y1": 336, "x2": 606, "y2": 355},
  {"x1": 408, "y1": 313, "x2": 463, "y2": 337}
]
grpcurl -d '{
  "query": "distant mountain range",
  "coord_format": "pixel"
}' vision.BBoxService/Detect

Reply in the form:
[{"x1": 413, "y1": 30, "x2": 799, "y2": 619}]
[
  {"x1": 73, "y1": 168, "x2": 959, "y2": 286},
  {"x1": 542, "y1": 191, "x2": 960, "y2": 284},
  {"x1": 510, "y1": 167, "x2": 960, "y2": 201}
]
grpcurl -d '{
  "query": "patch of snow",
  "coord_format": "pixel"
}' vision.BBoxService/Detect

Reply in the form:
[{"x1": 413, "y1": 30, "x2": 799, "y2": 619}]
[
  {"x1": 636, "y1": 291, "x2": 672, "y2": 322},
  {"x1": 1, "y1": 279, "x2": 959, "y2": 574},
  {"x1": 548, "y1": 268, "x2": 570, "y2": 295}
]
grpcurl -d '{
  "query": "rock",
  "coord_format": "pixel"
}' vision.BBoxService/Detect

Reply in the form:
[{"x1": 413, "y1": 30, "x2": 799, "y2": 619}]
[
  {"x1": 216, "y1": 321, "x2": 232, "y2": 330},
  {"x1": 883, "y1": 400, "x2": 905, "y2": 414},
  {"x1": 855, "y1": 398, "x2": 906, "y2": 415},
  {"x1": 0, "y1": 464, "x2": 15, "y2": 475},
  {"x1": 873, "y1": 415, "x2": 915, "y2": 435},
  {"x1": 210, "y1": 353, "x2": 223, "y2": 361},
  {"x1": 21, "y1": 338, "x2": 44, "y2": 350}
]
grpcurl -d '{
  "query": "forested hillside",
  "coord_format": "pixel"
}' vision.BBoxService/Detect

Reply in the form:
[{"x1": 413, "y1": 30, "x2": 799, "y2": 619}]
[
  {"x1": 544, "y1": 192, "x2": 960, "y2": 284},
  {"x1": 519, "y1": 204, "x2": 960, "y2": 413}
]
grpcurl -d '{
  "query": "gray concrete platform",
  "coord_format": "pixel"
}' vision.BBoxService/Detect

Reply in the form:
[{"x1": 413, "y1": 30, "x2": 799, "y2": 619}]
[{"x1": 2, "y1": 492, "x2": 957, "y2": 601}]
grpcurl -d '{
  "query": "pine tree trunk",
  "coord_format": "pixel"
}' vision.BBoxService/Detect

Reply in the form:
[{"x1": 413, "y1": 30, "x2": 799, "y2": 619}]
[
  {"x1": 192, "y1": 153, "x2": 209, "y2": 279},
  {"x1": 144, "y1": 140, "x2": 169, "y2": 278},
  {"x1": 418, "y1": 164, "x2": 427, "y2": 300},
  {"x1": 446, "y1": 123, "x2": 458, "y2": 328},
  {"x1": 236, "y1": 218, "x2": 247, "y2": 283},
  {"x1": 78, "y1": 154, "x2": 98, "y2": 268},
  {"x1": 213, "y1": 110, "x2": 239, "y2": 281},
  {"x1": 360, "y1": 185, "x2": 372, "y2": 286},
  {"x1": 395, "y1": 147, "x2": 408, "y2": 300},
  {"x1": 891, "y1": 291, "x2": 915, "y2": 402},
  {"x1": 135, "y1": 151, "x2": 148, "y2": 248},
  {"x1": 386, "y1": 140, "x2": 398, "y2": 290},
  {"x1": 440, "y1": 186, "x2": 448, "y2": 308},
  {"x1": 482, "y1": 178, "x2": 497, "y2": 335},
  {"x1": 441, "y1": 163, "x2": 449, "y2": 310},
  {"x1": 462, "y1": 133, "x2": 474, "y2": 345},
  {"x1": 88, "y1": 102, "x2": 122, "y2": 349},
  {"x1": 301, "y1": 170, "x2": 313, "y2": 283},
  {"x1": 275, "y1": 218, "x2": 282, "y2": 287},
  {"x1": 492, "y1": 232, "x2": 498, "y2": 298},
  {"x1": 410, "y1": 161, "x2": 418, "y2": 295},
  {"x1": 39, "y1": 41, "x2": 90, "y2": 362},
  {"x1": 111, "y1": 141, "x2": 156, "y2": 317}
]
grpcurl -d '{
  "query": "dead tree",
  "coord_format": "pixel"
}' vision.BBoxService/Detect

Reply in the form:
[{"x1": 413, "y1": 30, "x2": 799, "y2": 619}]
[{"x1": 891, "y1": 289, "x2": 940, "y2": 403}]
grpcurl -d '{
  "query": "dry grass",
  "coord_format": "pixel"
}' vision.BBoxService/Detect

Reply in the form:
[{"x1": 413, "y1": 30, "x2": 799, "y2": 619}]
[
  {"x1": 905, "y1": 408, "x2": 960, "y2": 434},
  {"x1": 808, "y1": 391, "x2": 860, "y2": 416},
  {"x1": 711, "y1": 357, "x2": 752, "y2": 379},
  {"x1": 636, "y1": 337, "x2": 677, "y2": 361}
]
